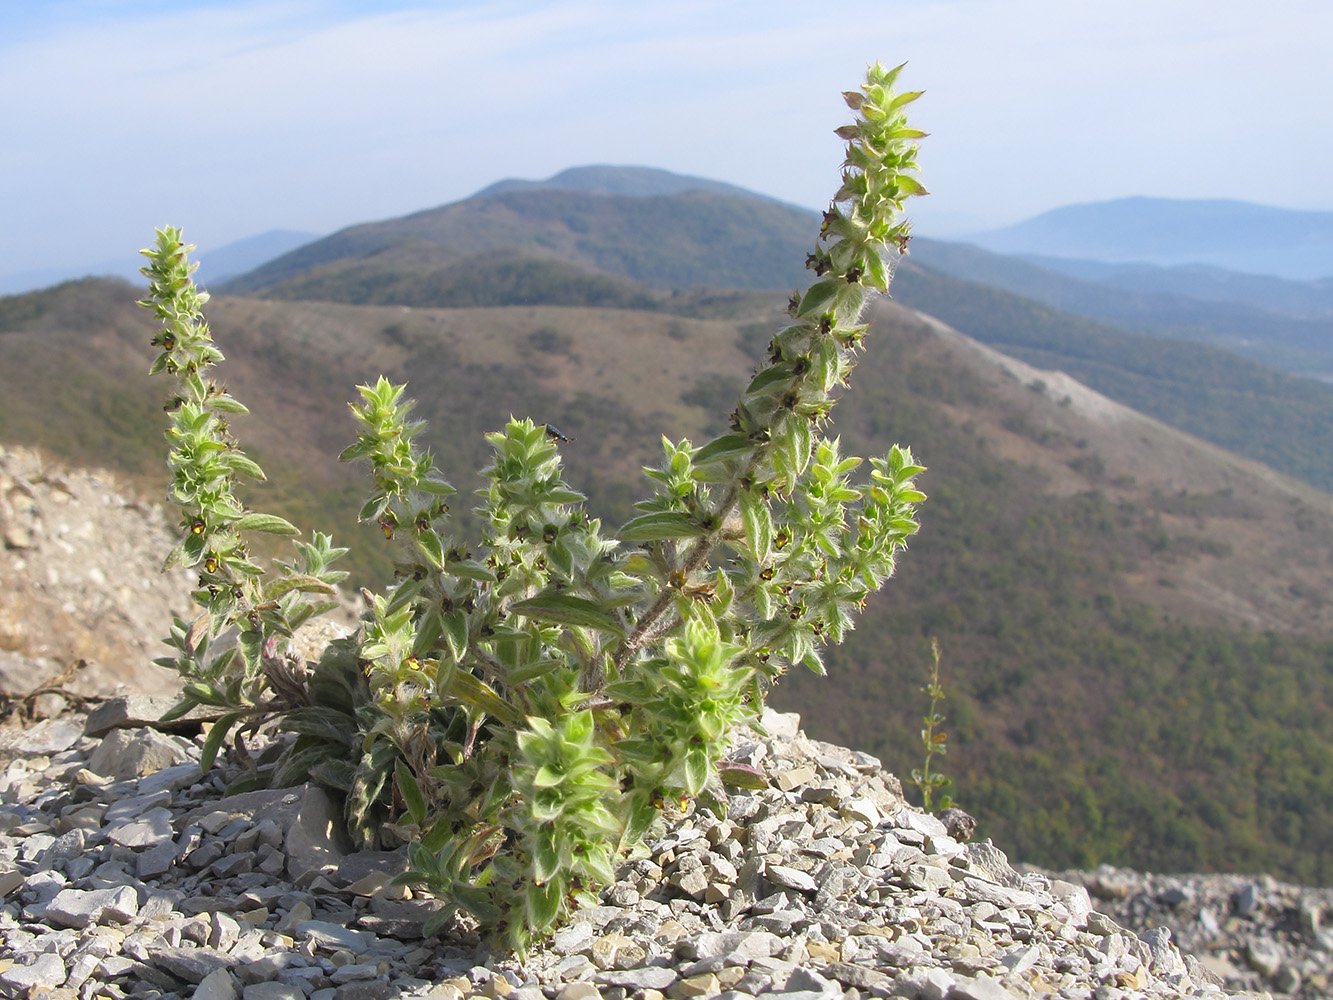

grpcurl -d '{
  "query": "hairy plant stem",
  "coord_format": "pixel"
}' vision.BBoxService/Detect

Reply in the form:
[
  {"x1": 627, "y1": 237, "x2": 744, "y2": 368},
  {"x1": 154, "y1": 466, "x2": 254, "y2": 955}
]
[{"x1": 608, "y1": 454, "x2": 761, "y2": 677}]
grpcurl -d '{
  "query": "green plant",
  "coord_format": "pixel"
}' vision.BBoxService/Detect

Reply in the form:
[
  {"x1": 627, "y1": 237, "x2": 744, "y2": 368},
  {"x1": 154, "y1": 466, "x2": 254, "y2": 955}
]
[
  {"x1": 137, "y1": 233, "x2": 348, "y2": 770},
  {"x1": 141, "y1": 61, "x2": 927, "y2": 952},
  {"x1": 910, "y1": 637, "x2": 955, "y2": 812}
]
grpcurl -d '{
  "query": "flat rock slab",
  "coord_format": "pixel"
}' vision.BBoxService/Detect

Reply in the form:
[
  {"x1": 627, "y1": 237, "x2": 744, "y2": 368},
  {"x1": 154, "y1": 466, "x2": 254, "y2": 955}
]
[
  {"x1": 85, "y1": 694, "x2": 225, "y2": 737},
  {"x1": 152, "y1": 946, "x2": 234, "y2": 984},
  {"x1": 42, "y1": 885, "x2": 139, "y2": 929}
]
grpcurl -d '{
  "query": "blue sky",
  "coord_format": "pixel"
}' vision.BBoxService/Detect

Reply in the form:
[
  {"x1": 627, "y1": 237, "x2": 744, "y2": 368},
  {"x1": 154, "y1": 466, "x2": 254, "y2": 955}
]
[{"x1": 3, "y1": 0, "x2": 1331, "y2": 284}]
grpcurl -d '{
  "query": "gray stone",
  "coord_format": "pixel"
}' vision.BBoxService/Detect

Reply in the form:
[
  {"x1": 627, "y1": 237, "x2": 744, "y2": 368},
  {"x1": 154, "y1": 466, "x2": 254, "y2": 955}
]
[
  {"x1": 999, "y1": 945, "x2": 1040, "y2": 975},
  {"x1": 1233, "y1": 882, "x2": 1260, "y2": 917},
  {"x1": 153, "y1": 945, "x2": 233, "y2": 984},
  {"x1": 296, "y1": 919, "x2": 379, "y2": 952},
  {"x1": 87, "y1": 726, "x2": 191, "y2": 779},
  {"x1": 136, "y1": 839, "x2": 179, "y2": 879},
  {"x1": 331, "y1": 963, "x2": 381, "y2": 983},
  {"x1": 702, "y1": 930, "x2": 779, "y2": 962},
  {"x1": 108, "y1": 805, "x2": 175, "y2": 848},
  {"x1": 195, "y1": 968, "x2": 241, "y2": 1000},
  {"x1": 331, "y1": 982, "x2": 397, "y2": 1000},
  {"x1": 285, "y1": 785, "x2": 352, "y2": 878},
  {"x1": 0, "y1": 951, "x2": 67, "y2": 991},
  {"x1": 765, "y1": 864, "x2": 817, "y2": 894},
  {"x1": 14, "y1": 718, "x2": 85, "y2": 754},
  {"x1": 0, "y1": 868, "x2": 23, "y2": 897},
  {"x1": 959, "y1": 876, "x2": 1039, "y2": 909},
  {"x1": 781, "y1": 966, "x2": 839, "y2": 997},
  {"x1": 595, "y1": 966, "x2": 678, "y2": 990},
  {"x1": 950, "y1": 973, "x2": 1021, "y2": 1000},
  {"x1": 1245, "y1": 936, "x2": 1283, "y2": 978},
  {"x1": 42, "y1": 885, "x2": 139, "y2": 928},
  {"x1": 136, "y1": 761, "x2": 202, "y2": 795},
  {"x1": 899, "y1": 966, "x2": 956, "y2": 1000},
  {"x1": 822, "y1": 962, "x2": 890, "y2": 990},
  {"x1": 1138, "y1": 925, "x2": 1186, "y2": 978},
  {"x1": 243, "y1": 984, "x2": 307, "y2": 1000},
  {"x1": 958, "y1": 841, "x2": 1024, "y2": 889},
  {"x1": 39, "y1": 827, "x2": 87, "y2": 864}
]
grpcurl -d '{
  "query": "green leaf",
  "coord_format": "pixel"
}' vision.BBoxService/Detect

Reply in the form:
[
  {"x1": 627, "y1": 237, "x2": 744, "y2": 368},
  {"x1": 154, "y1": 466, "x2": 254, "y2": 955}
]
[
  {"x1": 280, "y1": 706, "x2": 355, "y2": 744},
  {"x1": 158, "y1": 694, "x2": 200, "y2": 723},
  {"x1": 443, "y1": 609, "x2": 469, "y2": 661},
  {"x1": 436, "y1": 666, "x2": 523, "y2": 726},
  {"x1": 739, "y1": 490, "x2": 772, "y2": 560},
  {"x1": 895, "y1": 174, "x2": 929, "y2": 197},
  {"x1": 395, "y1": 759, "x2": 428, "y2": 827},
  {"x1": 214, "y1": 452, "x2": 265, "y2": 481},
  {"x1": 796, "y1": 278, "x2": 843, "y2": 318},
  {"x1": 449, "y1": 560, "x2": 496, "y2": 583},
  {"x1": 511, "y1": 591, "x2": 622, "y2": 633},
  {"x1": 235, "y1": 512, "x2": 299, "y2": 535},
  {"x1": 683, "y1": 749, "x2": 710, "y2": 796},
  {"x1": 619, "y1": 511, "x2": 706, "y2": 543},
  {"x1": 693, "y1": 434, "x2": 753, "y2": 468},
  {"x1": 200, "y1": 712, "x2": 241, "y2": 771},
  {"x1": 417, "y1": 531, "x2": 445, "y2": 569},
  {"x1": 207, "y1": 395, "x2": 250, "y2": 415},
  {"x1": 262, "y1": 574, "x2": 335, "y2": 602},
  {"x1": 526, "y1": 879, "x2": 562, "y2": 930},
  {"x1": 183, "y1": 681, "x2": 232, "y2": 708}
]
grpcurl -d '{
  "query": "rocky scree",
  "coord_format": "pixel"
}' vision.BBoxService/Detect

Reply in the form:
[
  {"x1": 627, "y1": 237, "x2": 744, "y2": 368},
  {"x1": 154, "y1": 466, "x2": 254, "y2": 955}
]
[
  {"x1": 0, "y1": 698, "x2": 1259, "y2": 1000},
  {"x1": 0, "y1": 445, "x2": 194, "y2": 705},
  {"x1": 1036, "y1": 865, "x2": 1331, "y2": 999}
]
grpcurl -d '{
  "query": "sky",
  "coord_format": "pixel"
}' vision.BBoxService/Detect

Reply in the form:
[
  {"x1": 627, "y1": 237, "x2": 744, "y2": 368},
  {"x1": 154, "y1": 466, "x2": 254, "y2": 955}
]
[{"x1": 3, "y1": 0, "x2": 1332, "y2": 285}]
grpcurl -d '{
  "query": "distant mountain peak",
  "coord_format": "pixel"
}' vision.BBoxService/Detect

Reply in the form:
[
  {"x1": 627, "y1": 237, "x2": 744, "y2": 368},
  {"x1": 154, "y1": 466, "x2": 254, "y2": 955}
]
[
  {"x1": 472, "y1": 164, "x2": 779, "y2": 204},
  {"x1": 970, "y1": 196, "x2": 1333, "y2": 280}
]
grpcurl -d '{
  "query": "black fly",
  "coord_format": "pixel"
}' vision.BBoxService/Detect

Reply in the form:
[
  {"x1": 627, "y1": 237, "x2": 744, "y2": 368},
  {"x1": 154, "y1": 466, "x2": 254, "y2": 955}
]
[{"x1": 543, "y1": 423, "x2": 573, "y2": 443}]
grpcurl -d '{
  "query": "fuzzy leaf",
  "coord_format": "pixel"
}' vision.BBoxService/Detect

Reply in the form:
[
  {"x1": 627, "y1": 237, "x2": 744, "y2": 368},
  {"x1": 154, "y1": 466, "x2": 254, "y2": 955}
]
[
  {"x1": 235, "y1": 512, "x2": 299, "y2": 535},
  {"x1": 526, "y1": 879, "x2": 562, "y2": 930},
  {"x1": 693, "y1": 433, "x2": 753, "y2": 468},
  {"x1": 436, "y1": 666, "x2": 523, "y2": 725},
  {"x1": 219, "y1": 452, "x2": 266, "y2": 480},
  {"x1": 511, "y1": 592, "x2": 622, "y2": 633},
  {"x1": 443, "y1": 609, "x2": 469, "y2": 661},
  {"x1": 395, "y1": 759, "x2": 428, "y2": 827},
  {"x1": 739, "y1": 490, "x2": 772, "y2": 560},
  {"x1": 200, "y1": 712, "x2": 241, "y2": 771},
  {"x1": 619, "y1": 511, "x2": 706, "y2": 543},
  {"x1": 262, "y1": 574, "x2": 335, "y2": 602}
]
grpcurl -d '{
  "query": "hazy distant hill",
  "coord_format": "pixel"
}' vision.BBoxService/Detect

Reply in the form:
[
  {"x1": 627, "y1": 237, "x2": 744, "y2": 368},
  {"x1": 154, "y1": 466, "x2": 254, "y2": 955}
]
[
  {"x1": 1022, "y1": 254, "x2": 1333, "y2": 319},
  {"x1": 2, "y1": 276, "x2": 1329, "y2": 881},
  {"x1": 907, "y1": 238, "x2": 1333, "y2": 381},
  {"x1": 198, "y1": 229, "x2": 320, "y2": 284},
  {"x1": 0, "y1": 229, "x2": 321, "y2": 296},
  {"x1": 222, "y1": 180, "x2": 813, "y2": 299},
  {"x1": 969, "y1": 196, "x2": 1333, "y2": 280}
]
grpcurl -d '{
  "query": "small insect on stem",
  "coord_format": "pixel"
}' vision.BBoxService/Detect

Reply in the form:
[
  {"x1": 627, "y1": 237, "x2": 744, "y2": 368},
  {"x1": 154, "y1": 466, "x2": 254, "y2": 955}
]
[{"x1": 543, "y1": 423, "x2": 573, "y2": 443}]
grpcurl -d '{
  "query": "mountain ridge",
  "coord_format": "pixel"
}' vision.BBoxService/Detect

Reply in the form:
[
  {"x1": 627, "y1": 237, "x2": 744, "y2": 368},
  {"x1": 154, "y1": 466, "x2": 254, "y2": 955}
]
[{"x1": 215, "y1": 167, "x2": 1333, "y2": 495}]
